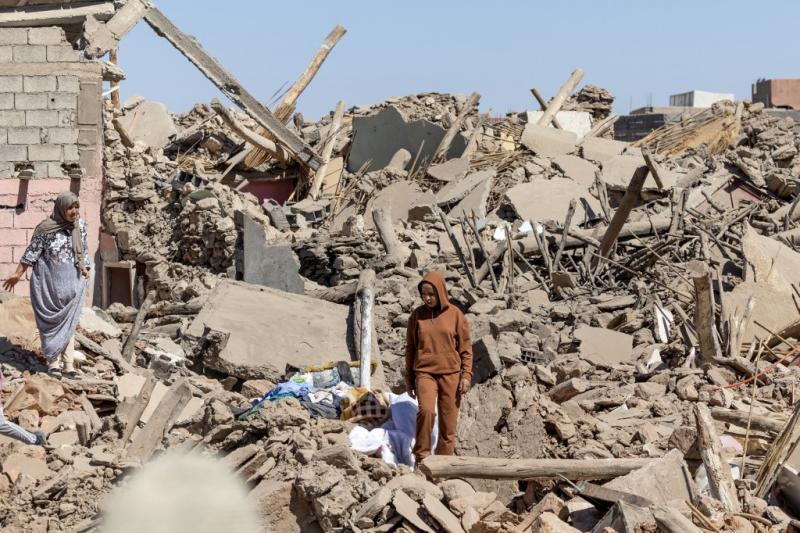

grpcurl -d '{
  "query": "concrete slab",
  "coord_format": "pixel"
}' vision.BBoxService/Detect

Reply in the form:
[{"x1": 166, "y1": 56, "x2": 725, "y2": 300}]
[
  {"x1": 2, "y1": 452, "x2": 51, "y2": 483},
  {"x1": 238, "y1": 213, "x2": 303, "y2": 294},
  {"x1": 427, "y1": 158, "x2": 470, "y2": 183},
  {"x1": 364, "y1": 180, "x2": 436, "y2": 230},
  {"x1": 321, "y1": 156, "x2": 344, "y2": 198},
  {"x1": 503, "y1": 179, "x2": 602, "y2": 224},
  {"x1": 187, "y1": 280, "x2": 355, "y2": 381},
  {"x1": 574, "y1": 325, "x2": 633, "y2": 367},
  {"x1": 348, "y1": 106, "x2": 467, "y2": 172},
  {"x1": 741, "y1": 224, "x2": 800, "y2": 293},
  {"x1": 436, "y1": 169, "x2": 496, "y2": 207},
  {"x1": 601, "y1": 154, "x2": 678, "y2": 191},
  {"x1": 520, "y1": 123, "x2": 577, "y2": 158},
  {"x1": 526, "y1": 110, "x2": 592, "y2": 138},
  {"x1": 449, "y1": 171, "x2": 494, "y2": 219},
  {"x1": 580, "y1": 137, "x2": 628, "y2": 163},
  {"x1": 79, "y1": 307, "x2": 122, "y2": 338},
  {"x1": 603, "y1": 449, "x2": 693, "y2": 505},
  {"x1": 552, "y1": 155, "x2": 598, "y2": 189},
  {"x1": 117, "y1": 100, "x2": 177, "y2": 151},
  {"x1": 722, "y1": 282, "x2": 800, "y2": 345}
]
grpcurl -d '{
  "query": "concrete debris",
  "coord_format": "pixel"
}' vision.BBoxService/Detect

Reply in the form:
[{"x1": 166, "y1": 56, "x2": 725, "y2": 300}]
[
  {"x1": 115, "y1": 100, "x2": 178, "y2": 151},
  {"x1": 574, "y1": 326, "x2": 634, "y2": 367},
  {"x1": 503, "y1": 178, "x2": 602, "y2": 225},
  {"x1": 520, "y1": 123, "x2": 578, "y2": 158}
]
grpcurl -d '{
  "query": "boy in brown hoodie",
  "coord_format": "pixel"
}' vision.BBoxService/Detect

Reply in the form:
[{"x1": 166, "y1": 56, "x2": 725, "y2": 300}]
[{"x1": 405, "y1": 271, "x2": 473, "y2": 464}]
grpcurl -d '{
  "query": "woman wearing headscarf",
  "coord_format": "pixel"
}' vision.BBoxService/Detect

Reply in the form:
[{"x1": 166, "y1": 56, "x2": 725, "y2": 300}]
[
  {"x1": 405, "y1": 271, "x2": 473, "y2": 466},
  {"x1": 2, "y1": 192, "x2": 90, "y2": 378}
]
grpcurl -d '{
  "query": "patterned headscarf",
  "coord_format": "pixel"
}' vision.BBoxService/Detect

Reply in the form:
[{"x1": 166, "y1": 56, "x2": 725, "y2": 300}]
[{"x1": 32, "y1": 191, "x2": 85, "y2": 269}]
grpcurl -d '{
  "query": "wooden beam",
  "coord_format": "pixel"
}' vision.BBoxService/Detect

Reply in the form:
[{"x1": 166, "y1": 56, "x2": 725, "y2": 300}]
[
  {"x1": 530, "y1": 87, "x2": 563, "y2": 129},
  {"x1": 121, "y1": 290, "x2": 155, "y2": 363},
  {"x1": 74, "y1": 331, "x2": 136, "y2": 374},
  {"x1": 641, "y1": 147, "x2": 665, "y2": 190},
  {"x1": 688, "y1": 261, "x2": 722, "y2": 364},
  {"x1": 143, "y1": 7, "x2": 322, "y2": 170},
  {"x1": 210, "y1": 99, "x2": 289, "y2": 163},
  {"x1": 126, "y1": 379, "x2": 192, "y2": 464},
  {"x1": 119, "y1": 374, "x2": 157, "y2": 444},
  {"x1": 308, "y1": 100, "x2": 346, "y2": 200},
  {"x1": 711, "y1": 407, "x2": 784, "y2": 434},
  {"x1": 651, "y1": 504, "x2": 703, "y2": 533},
  {"x1": 356, "y1": 269, "x2": 375, "y2": 390},
  {"x1": 694, "y1": 403, "x2": 740, "y2": 512},
  {"x1": 536, "y1": 68, "x2": 584, "y2": 128},
  {"x1": 244, "y1": 24, "x2": 346, "y2": 168},
  {"x1": 0, "y1": 1, "x2": 114, "y2": 27},
  {"x1": 592, "y1": 165, "x2": 648, "y2": 269},
  {"x1": 419, "y1": 456, "x2": 651, "y2": 481},
  {"x1": 431, "y1": 92, "x2": 480, "y2": 165}
]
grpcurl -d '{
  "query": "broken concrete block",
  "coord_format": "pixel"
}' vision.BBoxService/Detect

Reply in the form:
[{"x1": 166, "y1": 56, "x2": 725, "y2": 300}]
[
  {"x1": 436, "y1": 169, "x2": 496, "y2": 207},
  {"x1": 440, "y1": 479, "x2": 476, "y2": 503},
  {"x1": 422, "y1": 493, "x2": 465, "y2": 533},
  {"x1": 471, "y1": 336, "x2": 502, "y2": 384},
  {"x1": 364, "y1": 180, "x2": 436, "y2": 230},
  {"x1": 603, "y1": 449, "x2": 693, "y2": 505},
  {"x1": 236, "y1": 213, "x2": 303, "y2": 294},
  {"x1": 552, "y1": 154, "x2": 598, "y2": 189},
  {"x1": 386, "y1": 473, "x2": 444, "y2": 501},
  {"x1": 564, "y1": 496, "x2": 600, "y2": 530},
  {"x1": 526, "y1": 110, "x2": 592, "y2": 138},
  {"x1": 723, "y1": 281, "x2": 800, "y2": 346},
  {"x1": 520, "y1": 123, "x2": 577, "y2": 158},
  {"x1": 117, "y1": 100, "x2": 177, "y2": 150},
  {"x1": 448, "y1": 491, "x2": 497, "y2": 516},
  {"x1": 240, "y1": 379, "x2": 274, "y2": 399},
  {"x1": 531, "y1": 511, "x2": 581, "y2": 533},
  {"x1": 79, "y1": 307, "x2": 122, "y2": 338},
  {"x1": 428, "y1": 157, "x2": 470, "y2": 182},
  {"x1": 188, "y1": 280, "x2": 356, "y2": 382},
  {"x1": 448, "y1": 170, "x2": 494, "y2": 219},
  {"x1": 741, "y1": 223, "x2": 800, "y2": 293},
  {"x1": 574, "y1": 325, "x2": 633, "y2": 367},
  {"x1": 504, "y1": 179, "x2": 601, "y2": 225},
  {"x1": 393, "y1": 489, "x2": 435, "y2": 533},
  {"x1": 580, "y1": 137, "x2": 628, "y2": 162},
  {"x1": 601, "y1": 154, "x2": 677, "y2": 191},
  {"x1": 348, "y1": 106, "x2": 467, "y2": 172},
  {"x1": 2, "y1": 453, "x2": 51, "y2": 483}
]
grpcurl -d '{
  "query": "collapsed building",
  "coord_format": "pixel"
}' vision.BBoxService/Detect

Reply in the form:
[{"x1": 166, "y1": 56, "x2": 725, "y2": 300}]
[{"x1": 2, "y1": 1, "x2": 800, "y2": 533}]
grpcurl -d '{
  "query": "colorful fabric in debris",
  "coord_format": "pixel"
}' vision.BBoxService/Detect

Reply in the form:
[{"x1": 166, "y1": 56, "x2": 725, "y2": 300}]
[{"x1": 340, "y1": 388, "x2": 389, "y2": 424}]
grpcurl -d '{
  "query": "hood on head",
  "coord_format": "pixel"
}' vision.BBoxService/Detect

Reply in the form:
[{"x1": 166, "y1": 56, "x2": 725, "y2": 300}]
[{"x1": 418, "y1": 271, "x2": 450, "y2": 310}]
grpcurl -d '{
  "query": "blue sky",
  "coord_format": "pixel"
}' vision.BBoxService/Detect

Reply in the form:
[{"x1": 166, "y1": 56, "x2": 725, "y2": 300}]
[{"x1": 118, "y1": 0, "x2": 800, "y2": 120}]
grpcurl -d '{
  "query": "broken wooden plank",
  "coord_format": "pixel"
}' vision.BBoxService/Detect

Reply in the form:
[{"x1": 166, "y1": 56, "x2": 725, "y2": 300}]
[
  {"x1": 126, "y1": 379, "x2": 192, "y2": 464},
  {"x1": 355, "y1": 269, "x2": 376, "y2": 390},
  {"x1": 439, "y1": 210, "x2": 477, "y2": 288},
  {"x1": 694, "y1": 403, "x2": 741, "y2": 512},
  {"x1": 537, "y1": 68, "x2": 584, "y2": 128},
  {"x1": 74, "y1": 332, "x2": 136, "y2": 374},
  {"x1": 755, "y1": 401, "x2": 800, "y2": 498},
  {"x1": 688, "y1": 261, "x2": 722, "y2": 364},
  {"x1": 431, "y1": 92, "x2": 480, "y2": 165},
  {"x1": 651, "y1": 504, "x2": 703, "y2": 533},
  {"x1": 710, "y1": 407, "x2": 784, "y2": 434},
  {"x1": 143, "y1": 7, "x2": 322, "y2": 169},
  {"x1": 79, "y1": 394, "x2": 102, "y2": 433},
  {"x1": 641, "y1": 147, "x2": 665, "y2": 190},
  {"x1": 210, "y1": 99, "x2": 289, "y2": 163},
  {"x1": 120, "y1": 374, "x2": 158, "y2": 444},
  {"x1": 530, "y1": 87, "x2": 563, "y2": 129},
  {"x1": 309, "y1": 100, "x2": 346, "y2": 200},
  {"x1": 419, "y1": 456, "x2": 651, "y2": 481},
  {"x1": 121, "y1": 290, "x2": 155, "y2": 363}
]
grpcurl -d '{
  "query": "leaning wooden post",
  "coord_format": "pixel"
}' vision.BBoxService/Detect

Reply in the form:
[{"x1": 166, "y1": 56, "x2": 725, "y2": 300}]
[
  {"x1": 688, "y1": 261, "x2": 722, "y2": 365},
  {"x1": 641, "y1": 147, "x2": 665, "y2": 190},
  {"x1": 592, "y1": 165, "x2": 648, "y2": 270},
  {"x1": 530, "y1": 87, "x2": 563, "y2": 129},
  {"x1": 122, "y1": 290, "x2": 155, "y2": 363},
  {"x1": 356, "y1": 269, "x2": 376, "y2": 389},
  {"x1": 537, "y1": 68, "x2": 584, "y2": 128},
  {"x1": 694, "y1": 403, "x2": 740, "y2": 512},
  {"x1": 431, "y1": 92, "x2": 480, "y2": 164},
  {"x1": 309, "y1": 100, "x2": 346, "y2": 200}
]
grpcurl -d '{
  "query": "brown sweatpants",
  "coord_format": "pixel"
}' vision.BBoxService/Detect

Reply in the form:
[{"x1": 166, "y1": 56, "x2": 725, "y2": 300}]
[{"x1": 413, "y1": 371, "x2": 461, "y2": 462}]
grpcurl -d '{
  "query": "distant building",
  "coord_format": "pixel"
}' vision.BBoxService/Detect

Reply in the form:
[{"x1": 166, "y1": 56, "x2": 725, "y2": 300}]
[
  {"x1": 669, "y1": 90, "x2": 735, "y2": 108},
  {"x1": 752, "y1": 79, "x2": 800, "y2": 110}
]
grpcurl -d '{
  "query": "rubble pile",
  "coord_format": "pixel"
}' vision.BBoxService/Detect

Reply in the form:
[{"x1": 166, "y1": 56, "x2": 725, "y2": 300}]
[{"x1": 563, "y1": 84, "x2": 615, "y2": 120}]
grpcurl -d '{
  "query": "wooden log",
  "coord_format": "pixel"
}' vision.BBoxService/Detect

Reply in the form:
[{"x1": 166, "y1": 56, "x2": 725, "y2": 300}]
[
  {"x1": 439, "y1": 210, "x2": 477, "y2": 288},
  {"x1": 126, "y1": 379, "x2": 192, "y2": 464},
  {"x1": 592, "y1": 165, "x2": 649, "y2": 270},
  {"x1": 650, "y1": 504, "x2": 703, "y2": 533},
  {"x1": 694, "y1": 403, "x2": 740, "y2": 512},
  {"x1": 245, "y1": 24, "x2": 346, "y2": 168},
  {"x1": 419, "y1": 456, "x2": 651, "y2": 481},
  {"x1": 536, "y1": 68, "x2": 584, "y2": 128},
  {"x1": 372, "y1": 208, "x2": 409, "y2": 266},
  {"x1": 641, "y1": 147, "x2": 665, "y2": 190},
  {"x1": 355, "y1": 269, "x2": 376, "y2": 389},
  {"x1": 79, "y1": 395, "x2": 102, "y2": 433},
  {"x1": 76, "y1": 420, "x2": 91, "y2": 446},
  {"x1": 577, "y1": 114, "x2": 619, "y2": 144},
  {"x1": 710, "y1": 407, "x2": 784, "y2": 434},
  {"x1": 210, "y1": 99, "x2": 289, "y2": 163},
  {"x1": 109, "y1": 48, "x2": 121, "y2": 114},
  {"x1": 74, "y1": 332, "x2": 136, "y2": 374},
  {"x1": 688, "y1": 261, "x2": 722, "y2": 364},
  {"x1": 143, "y1": 7, "x2": 322, "y2": 170},
  {"x1": 108, "y1": 299, "x2": 203, "y2": 323},
  {"x1": 530, "y1": 87, "x2": 563, "y2": 129},
  {"x1": 120, "y1": 374, "x2": 158, "y2": 444},
  {"x1": 122, "y1": 290, "x2": 155, "y2": 363},
  {"x1": 309, "y1": 100, "x2": 346, "y2": 200},
  {"x1": 431, "y1": 92, "x2": 480, "y2": 165},
  {"x1": 111, "y1": 117, "x2": 134, "y2": 147},
  {"x1": 548, "y1": 377, "x2": 588, "y2": 403},
  {"x1": 755, "y1": 401, "x2": 800, "y2": 498}
]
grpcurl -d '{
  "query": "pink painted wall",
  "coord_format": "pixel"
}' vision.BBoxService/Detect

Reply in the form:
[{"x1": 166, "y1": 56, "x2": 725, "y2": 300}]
[{"x1": 240, "y1": 179, "x2": 297, "y2": 205}]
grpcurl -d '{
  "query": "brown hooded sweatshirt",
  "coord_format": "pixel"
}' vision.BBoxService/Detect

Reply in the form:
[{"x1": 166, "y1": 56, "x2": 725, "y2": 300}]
[{"x1": 405, "y1": 272, "x2": 473, "y2": 382}]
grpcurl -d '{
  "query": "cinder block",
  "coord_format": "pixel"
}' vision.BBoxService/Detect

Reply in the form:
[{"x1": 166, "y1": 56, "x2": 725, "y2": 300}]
[
  {"x1": 13, "y1": 45, "x2": 46, "y2": 62},
  {"x1": 7, "y1": 127, "x2": 41, "y2": 145},
  {"x1": 63, "y1": 144, "x2": 79, "y2": 162},
  {"x1": 0, "y1": 110, "x2": 25, "y2": 127},
  {"x1": 0, "y1": 162, "x2": 13, "y2": 178},
  {"x1": 0, "y1": 247, "x2": 11, "y2": 264},
  {"x1": 0, "y1": 228, "x2": 28, "y2": 246},
  {"x1": 0, "y1": 144, "x2": 26, "y2": 161},
  {"x1": 27, "y1": 27, "x2": 65, "y2": 46},
  {"x1": 14, "y1": 209, "x2": 46, "y2": 229},
  {"x1": 56, "y1": 76, "x2": 80, "y2": 93},
  {"x1": 46, "y1": 45, "x2": 79, "y2": 63},
  {"x1": 0, "y1": 94, "x2": 13, "y2": 110},
  {"x1": 14, "y1": 93, "x2": 47, "y2": 110},
  {"x1": 47, "y1": 162, "x2": 65, "y2": 177},
  {"x1": 0, "y1": 28, "x2": 28, "y2": 45},
  {"x1": 0, "y1": 76, "x2": 23, "y2": 92},
  {"x1": 45, "y1": 127, "x2": 78, "y2": 144},
  {"x1": 28, "y1": 144, "x2": 62, "y2": 161},
  {"x1": 58, "y1": 110, "x2": 76, "y2": 126},
  {"x1": 0, "y1": 128, "x2": 6, "y2": 143},
  {"x1": 33, "y1": 161, "x2": 49, "y2": 178},
  {"x1": 25, "y1": 110, "x2": 58, "y2": 127},
  {"x1": 0, "y1": 46, "x2": 10, "y2": 62},
  {"x1": 23, "y1": 76, "x2": 57, "y2": 93},
  {"x1": 48, "y1": 92, "x2": 77, "y2": 110}
]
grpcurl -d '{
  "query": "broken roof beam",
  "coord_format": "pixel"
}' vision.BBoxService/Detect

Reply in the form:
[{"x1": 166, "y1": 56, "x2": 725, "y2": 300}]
[
  {"x1": 0, "y1": 1, "x2": 115, "y2": 27},
  {"x1": 83, "y1": 0, "x2": 152, "y2": 59},
  {"x1": 536, "y1": 68, "x2": 584, "y2": 128},
  {"x1": 245, "y1": 24, "x2": 346, "y2": 168},
  {"x1": 210, "y1": 99, "x2": 290, "y2": 164},
  {"x1": 143, "y1": 7, "x2": 322, "y2": 170}
]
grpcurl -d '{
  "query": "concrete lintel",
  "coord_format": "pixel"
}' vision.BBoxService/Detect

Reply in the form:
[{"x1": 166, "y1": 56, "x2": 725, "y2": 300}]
[
  {"x1": 0, "y1": 1, "x2": 115, "y2": 27},
  {"x1": 0, "y1": 62, "x2": 102, "y2": 79}
]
